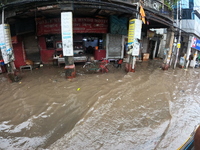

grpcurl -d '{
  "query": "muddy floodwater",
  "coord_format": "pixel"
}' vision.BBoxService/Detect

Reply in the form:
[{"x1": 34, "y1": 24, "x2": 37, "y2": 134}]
[{"x1": 0, "y1": 60, "x2": 200, "y2": 150}]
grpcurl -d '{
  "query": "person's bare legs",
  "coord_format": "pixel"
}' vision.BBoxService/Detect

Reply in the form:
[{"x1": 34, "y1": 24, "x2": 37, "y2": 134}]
[{"x1": 194, "y1": 126, "x2": 200, "y2": 150}]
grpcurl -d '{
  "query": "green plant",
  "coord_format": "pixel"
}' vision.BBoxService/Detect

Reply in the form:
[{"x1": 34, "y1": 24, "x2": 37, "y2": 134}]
[{"x1": 164, "y1": 0, "x2": 180, "y2": 10}]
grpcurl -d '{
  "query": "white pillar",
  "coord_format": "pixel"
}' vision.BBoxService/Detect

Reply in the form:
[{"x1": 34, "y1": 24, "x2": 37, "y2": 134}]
[
  {"x1": 185, "y1": 35, "x2": 193, "y2": 69},
  {"x1": 2, "y1": 8, "x2": 4, "y2": 24},
  {"x1": 193, "y1": 50, "x2": 198, "y2": 68}
]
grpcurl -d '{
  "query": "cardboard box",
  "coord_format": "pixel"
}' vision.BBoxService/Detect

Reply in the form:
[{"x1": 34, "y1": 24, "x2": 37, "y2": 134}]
[{"x1": 143, "y1": 53, "x2": 149, "y2": 61}]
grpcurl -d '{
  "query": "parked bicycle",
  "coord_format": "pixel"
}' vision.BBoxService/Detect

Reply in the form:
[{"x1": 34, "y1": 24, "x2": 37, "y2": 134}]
[
  {"x1": 83, "y1": 58, "x2": 123, "y2": 73},
  {"x1": 83, "y1": 59, "x2": 110, "y2": 73}
]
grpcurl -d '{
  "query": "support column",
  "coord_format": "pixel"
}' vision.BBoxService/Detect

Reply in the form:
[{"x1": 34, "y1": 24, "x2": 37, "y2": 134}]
[
  {"x1": 185, "y1": 35, "x2": 193, "y2": 69},
  {"x1": 125, "y1": 55, "x2": 135, "y2": 72},
  {"x1": 64, "y1": 56, "x2": 75, "y2": 79},
  {"x1": 125, "y1": 2, "x2": 141, "y2": 73},
  {"x1": 192, "y1": 50, "x2": 198, "y2": 68},
  {"x1": 162, "y1": 28, "x2": 174, "y2": 70},
  {"x1": 60, "y1": 4, "x2": 75, "y2": 79},
  {"x1": 1, "y1": 8, "x2": 18, "y2": 82},
  {"x1": 173, "y1": 0, "x2": 182, "y2": 69}
]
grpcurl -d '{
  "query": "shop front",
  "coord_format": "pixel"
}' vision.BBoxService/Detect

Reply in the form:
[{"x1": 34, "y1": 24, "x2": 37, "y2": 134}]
[
  {"x1": 189, "y1": 36, "x2": 200, "y2": 68},
  {"x1": 37, "y1": 17, "x2": 108, "y2": 65}
]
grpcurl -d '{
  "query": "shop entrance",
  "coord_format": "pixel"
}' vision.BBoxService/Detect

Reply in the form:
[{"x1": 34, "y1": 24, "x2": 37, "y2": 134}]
[
  {"x1": 82, "y1": 34, "x2": 104, "y2": 49},
  {"x1": 79, "y1": 33, "x2": 106, "y2": 61}
]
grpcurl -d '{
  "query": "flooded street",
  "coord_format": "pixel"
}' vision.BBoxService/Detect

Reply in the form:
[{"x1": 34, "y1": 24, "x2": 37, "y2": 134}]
[{"x1": 0, "y1": 60, "x2": 200, "y2": 150}]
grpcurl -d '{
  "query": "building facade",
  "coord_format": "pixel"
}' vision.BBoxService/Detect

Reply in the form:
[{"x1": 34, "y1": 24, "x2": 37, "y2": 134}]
[
  {"x1": 178, "y1": 0, "x2": 200, "y2": 68},
  {"x1": 0, "y1": 0, "x2": 174, "y2": 75}
]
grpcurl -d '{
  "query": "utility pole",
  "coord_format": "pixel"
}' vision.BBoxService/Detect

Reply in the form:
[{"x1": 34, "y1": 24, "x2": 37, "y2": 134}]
[
  {"x1": 126, "y1": 2, "x2": 141, "y2": 72},
  {"x1": 173, "y1": 0, "x2": 182, "y2": 69}
]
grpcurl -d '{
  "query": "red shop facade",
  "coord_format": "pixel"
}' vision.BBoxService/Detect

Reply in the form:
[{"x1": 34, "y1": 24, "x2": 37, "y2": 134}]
[{"x1": 37, "y1": 17, "x2": 108, "y2": 64}]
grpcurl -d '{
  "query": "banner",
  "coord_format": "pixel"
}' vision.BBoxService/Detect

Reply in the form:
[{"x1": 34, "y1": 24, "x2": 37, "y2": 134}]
[
  {"x1": 127, "y1": 19, "x2": 142, "y2": 56},
  {"x1": 140, "y1": 5, "x2": 146, "y2": 24},
  {"x1": 61, "y1": 12, "x2": 73, "y2": 56},
  {"x1": 0, "y1": 24, "x2": 15, "y2": 64}
]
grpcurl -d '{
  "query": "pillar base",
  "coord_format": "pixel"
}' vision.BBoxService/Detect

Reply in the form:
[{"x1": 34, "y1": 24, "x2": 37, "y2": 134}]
[
  {"x1": 125, "y1": 63, "x2": 135, "y2": 72},
  {"x1": 162, "y1": 63, "x2": 169, "y2": 70},
  {"x1": 7, "y1": 72, "x2": 20, "y2": 83},
  {"x1": 179, "y1": 65, "x2": 184, "y2": 69},
  {"x1": 64, "y1": 64, "x2": 76, "y2": 79}
]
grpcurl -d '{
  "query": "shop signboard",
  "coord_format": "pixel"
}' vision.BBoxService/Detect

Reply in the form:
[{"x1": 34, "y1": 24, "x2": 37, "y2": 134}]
[
  {"x1": 37, "y1": 18, "x2": 108, "y2": 35},
  {"x1": 73, "y1": 18, "x2": 108, "y2": 33},
  {"x1": 37, "y1": 18, "x2": 61, "y2": 36},
  {"x1": 127, "y1": 19, "x2": 142, "y2": 56},
  {"x1": 191, "y1": 37, "x2": 200, "y2": 51},
  {"x1": 61, "y1": 12, "x2": 73, "y2": 56},
  {"x1": 0, "y1": 24, "x2": 15, "y2": 64}
]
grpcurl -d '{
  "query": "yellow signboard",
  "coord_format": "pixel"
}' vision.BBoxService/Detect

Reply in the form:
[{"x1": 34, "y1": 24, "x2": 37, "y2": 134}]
[
  {"x1": 128, "y1": 19, "x2": 135, "y2": 43},
  {"x1": 177, "y1": 43, "x2": 181, "y2": 48},
  {"x1": 127, "y1": 19, "x2": 142, "y2": 56},
  {"x1": 128, "y1": 19, "x2": 142, "y2": 44}
]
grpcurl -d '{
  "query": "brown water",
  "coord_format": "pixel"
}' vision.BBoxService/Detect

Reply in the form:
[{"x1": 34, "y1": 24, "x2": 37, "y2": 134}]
[{"x1": 0, "y1": 60, "x2": 200, "y2": 150}]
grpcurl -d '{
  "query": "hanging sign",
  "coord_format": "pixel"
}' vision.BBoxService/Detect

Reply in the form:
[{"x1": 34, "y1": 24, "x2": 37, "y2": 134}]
[
  {"x1": 177, "y1": 43, "x2": 181, "y2": 48},
  {"x1": 61, "y1": 12, "x2": 73, "y2": 56},
  {"x1": 0, "y1": 24, "x2": 15, "y2": 64},
  {"x1": 127, "y1": 19, "x2": 142, "y2": 56}
]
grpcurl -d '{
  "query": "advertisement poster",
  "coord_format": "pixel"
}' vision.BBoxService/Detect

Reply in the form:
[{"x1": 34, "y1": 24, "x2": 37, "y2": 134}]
[
  {"x1": 127, "y1": 19, "x2": 142, "y2": 56},
  {"x1": 191, "y1": 37, "x2": 200, "y2": 51},
  {"x1": 0, "y1": 24, "x2": 15, "y2": 64},
  {"x1": 61, "y1": 12, "x2": 73, "y2": 56},
  {"x1": 132, "y1": 42, "x2": 140, "y2": 56}
]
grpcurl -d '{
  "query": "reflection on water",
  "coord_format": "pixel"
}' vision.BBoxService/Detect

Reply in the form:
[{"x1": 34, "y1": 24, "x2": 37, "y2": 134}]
[{"x1": 0, "y1": 60, "x2": 200, "y2": 150}]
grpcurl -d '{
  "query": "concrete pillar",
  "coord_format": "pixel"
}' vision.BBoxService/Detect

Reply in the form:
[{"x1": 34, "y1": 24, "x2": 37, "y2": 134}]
[
  {"x1": 60, "y1": 3, "x2": 75, "y2": 79},
  {"x1": 193, "y1": 50, "x2": 198, "y2": 68},
  {"x1": 1, "y1": 9, "x2": 18, "y2": 82},
  {"x1": 185, "y1": 35, "x2": 193, "y2": 69},
  {"x1": 162, "y1": 28, "x2": 174, "y2": 70},
  {"x1": 64, "y1": 56, "x2": 75, "y2": 79},
  {"x1": 125, "y1": 55, "x2": 135, "y2": 72}
]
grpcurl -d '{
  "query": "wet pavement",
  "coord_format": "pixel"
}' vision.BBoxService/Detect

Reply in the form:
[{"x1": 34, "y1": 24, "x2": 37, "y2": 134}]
[{"x1": 0, "y1": 60, "x2": 200, "y2": 150}]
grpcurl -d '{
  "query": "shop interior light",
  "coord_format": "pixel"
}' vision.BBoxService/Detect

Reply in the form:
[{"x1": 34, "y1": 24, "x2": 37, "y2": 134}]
[{"x1": 83, "y1": 37, "x2": 87, "y2": 41}]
